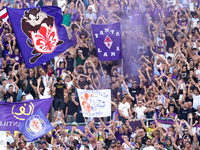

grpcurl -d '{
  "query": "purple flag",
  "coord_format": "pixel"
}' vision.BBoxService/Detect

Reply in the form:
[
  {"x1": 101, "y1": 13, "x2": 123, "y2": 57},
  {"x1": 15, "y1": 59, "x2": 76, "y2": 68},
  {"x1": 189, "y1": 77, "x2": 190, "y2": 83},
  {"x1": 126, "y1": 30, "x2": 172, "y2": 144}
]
[
  {"x1": 92, "y1": 23, "x2": 122, "y2": 61},
  {"x1": 7, "y1": 7, "x2": 74, "y2": 68},
  {"x1": 0, "y1": 98, "x2": 53, "y2": 131},
  {"x1": 19, "y1": 109, "x2": 54, "y2": 141}
]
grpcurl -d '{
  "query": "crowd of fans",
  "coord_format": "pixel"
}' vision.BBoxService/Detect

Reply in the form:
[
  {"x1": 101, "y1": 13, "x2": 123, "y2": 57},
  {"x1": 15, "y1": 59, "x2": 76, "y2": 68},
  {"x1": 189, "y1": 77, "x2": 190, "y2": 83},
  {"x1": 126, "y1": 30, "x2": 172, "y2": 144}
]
[{"x1": 1, "y1": 0, "x2": 200, "y2": 149}]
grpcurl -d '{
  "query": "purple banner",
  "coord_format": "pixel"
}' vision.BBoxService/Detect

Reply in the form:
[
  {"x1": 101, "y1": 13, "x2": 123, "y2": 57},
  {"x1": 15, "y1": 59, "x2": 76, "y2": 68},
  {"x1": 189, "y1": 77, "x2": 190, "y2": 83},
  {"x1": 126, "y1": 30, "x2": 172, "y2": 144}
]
[
  {"x1": 92, "y1": 23, "x2": 122, "y2": 61},
  {"x1": 0, "y1": 98, "x2": 53, "y2": 131},
  {"x1": 157, "y1": 119, "x2": 200, "y2": 127}
]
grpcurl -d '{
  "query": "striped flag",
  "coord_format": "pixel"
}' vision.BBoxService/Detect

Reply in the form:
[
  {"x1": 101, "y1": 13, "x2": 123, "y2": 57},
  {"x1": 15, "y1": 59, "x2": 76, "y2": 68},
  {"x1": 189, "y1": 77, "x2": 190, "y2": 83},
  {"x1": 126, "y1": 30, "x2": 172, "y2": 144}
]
[{"x1": 0, "y1": 7, "x2": 9, "y2": 22}]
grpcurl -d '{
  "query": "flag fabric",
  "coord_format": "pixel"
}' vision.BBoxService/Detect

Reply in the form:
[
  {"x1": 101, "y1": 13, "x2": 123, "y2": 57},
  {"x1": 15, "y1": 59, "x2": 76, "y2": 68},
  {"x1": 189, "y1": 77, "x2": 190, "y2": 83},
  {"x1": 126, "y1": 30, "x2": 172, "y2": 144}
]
[
  {"x1": 0, "y1": 97, "x2": 53, "y2": 131},
  {"x1": 7, "y1": 6, "x2": 74, "y2": 68},
  {"x1": 77, "y1": 89, "x2": 111, "y2": 117},
  {"x1": 19, "y1": 108, "x2": 54, "y2": 142},
  {"x1": 0, "y1": 7, "x2": 9, "y2": 22},
  {"x1": 92, "y1": 23, "x2": 122, "y2": 61}
]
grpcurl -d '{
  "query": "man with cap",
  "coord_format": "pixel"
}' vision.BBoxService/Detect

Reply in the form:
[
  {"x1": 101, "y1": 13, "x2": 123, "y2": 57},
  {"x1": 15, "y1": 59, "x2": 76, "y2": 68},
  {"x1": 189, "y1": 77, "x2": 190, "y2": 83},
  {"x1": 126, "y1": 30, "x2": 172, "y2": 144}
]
[
  {"x1": 79, "y1": 137, "x2": 94, "y2": 150},
  {"x1": 141, "y1": 115, "x2": 156, "y2": 139},
  {"x1": 36, "y1": 140, "x2": 42, "y2": 150},
  {"x1": 41, "y1": 141, "x2": 50, "y2": 150},
  {"x1": 126, "y1": 80, "x2": 141, "y2": 100},
  {"x1": 68, "y1": 122, "x2": 83, "y2": 136},
  {"x1": 76, "y1": 50, "x2": 86, "y2": 67}
]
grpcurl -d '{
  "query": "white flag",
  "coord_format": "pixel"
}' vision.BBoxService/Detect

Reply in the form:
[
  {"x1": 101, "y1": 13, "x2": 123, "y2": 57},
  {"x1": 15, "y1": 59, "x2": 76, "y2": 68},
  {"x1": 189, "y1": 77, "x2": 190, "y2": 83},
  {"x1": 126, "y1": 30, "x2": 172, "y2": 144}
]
[
  {"x1": 0, "y1": 7, "x2": 9, "y2": 22},
  {"x1": 77, "y1": 89, "x2": 111, "y2": 117}
]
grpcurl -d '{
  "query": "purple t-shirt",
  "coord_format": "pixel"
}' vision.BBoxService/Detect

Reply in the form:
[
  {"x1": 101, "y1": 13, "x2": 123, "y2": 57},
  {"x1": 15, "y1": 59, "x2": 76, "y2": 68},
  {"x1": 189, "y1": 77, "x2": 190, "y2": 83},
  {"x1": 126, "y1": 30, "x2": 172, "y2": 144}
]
[
  {"x1": 57, "y1": 68, "x2": 64, "y2": 76},
  {"x1": 68, "y1": 8, "x2": 77, "y2": 22},
  {"x1": 131, "y1": 10, "x2": 143, "y2": 25},
  {"x1": 12, "y1": 54, "x2": 23, "y2": 63},
  {"x1": 168, "y1": 112, "x2": 176, "y2": 119},
  {"x1": 115, "y1": 128, "x2": 125, "y2": 143}
]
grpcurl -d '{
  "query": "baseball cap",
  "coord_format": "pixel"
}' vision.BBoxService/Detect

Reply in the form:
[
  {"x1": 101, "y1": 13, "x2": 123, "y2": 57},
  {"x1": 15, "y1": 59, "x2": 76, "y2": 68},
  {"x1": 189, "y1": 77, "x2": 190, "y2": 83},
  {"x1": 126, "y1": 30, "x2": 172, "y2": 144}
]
[
  {"x1": 78, "y1": 50, "x2": 83, "y2": 53},
  {"x1": 41, "y1": 141, "x2": 47, "y2": 145},
  {"x1": 72, "y1": 122, "x2": 78, "y2": 126},
  {"x1": 83, "y1": 138, "x2": 89, "y2": 142},
  {"x1": 133, "y1": 81, "x2": 137, "y2": 84}
]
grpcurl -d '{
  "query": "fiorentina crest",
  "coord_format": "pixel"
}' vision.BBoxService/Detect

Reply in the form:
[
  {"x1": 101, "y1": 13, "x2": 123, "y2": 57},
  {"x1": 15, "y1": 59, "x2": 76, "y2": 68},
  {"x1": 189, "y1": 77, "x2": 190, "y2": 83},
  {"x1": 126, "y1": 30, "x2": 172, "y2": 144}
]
[
  {"x1": 25, "y1": 115, "x2": 46, "y2": 137},
  {"x1": 104, "y1": 35, "x2": 113, "y2": 49},
  {"x1": 21, "y1": 8, "x2": 63, "y2": 64}
]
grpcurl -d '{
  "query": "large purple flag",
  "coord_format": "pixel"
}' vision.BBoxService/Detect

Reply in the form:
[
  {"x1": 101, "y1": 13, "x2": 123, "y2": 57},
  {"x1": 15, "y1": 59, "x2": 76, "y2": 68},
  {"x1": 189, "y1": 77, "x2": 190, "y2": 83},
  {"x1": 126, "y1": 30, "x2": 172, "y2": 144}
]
[
  {"x1": 0, "y1": 98, "x2": 53, "y2": 131},
  {"x1": 7, "y1": 7, "x2": 74, "y2": 68},
  {"x1": 92, "y1": 23, "x2": 122, "y2": 61}
]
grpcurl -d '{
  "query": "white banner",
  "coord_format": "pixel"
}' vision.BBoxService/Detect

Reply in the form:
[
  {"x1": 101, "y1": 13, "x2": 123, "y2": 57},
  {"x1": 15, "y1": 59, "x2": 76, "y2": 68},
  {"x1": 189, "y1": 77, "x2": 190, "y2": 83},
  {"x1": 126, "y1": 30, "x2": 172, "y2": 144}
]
[
  {"x1": 77, "y1": 89, "x2": 111, "y2": 117},
  {"x1": 0, "y1": 131, "x2": 7, "y2": 150}
]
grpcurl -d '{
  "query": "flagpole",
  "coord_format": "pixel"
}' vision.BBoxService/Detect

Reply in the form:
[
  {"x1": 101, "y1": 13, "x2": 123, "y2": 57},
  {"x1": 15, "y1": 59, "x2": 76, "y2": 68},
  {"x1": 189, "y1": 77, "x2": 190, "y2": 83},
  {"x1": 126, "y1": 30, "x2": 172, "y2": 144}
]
[
  {"x1": 54, "y1": 129, "x2": 67, "y2": 149},
  {"x1": 121, "y1": 58, "x2": 124, "y2": 77},
  {"x1": 99, "y1": 60, "x2": 105, "y2": 78}
]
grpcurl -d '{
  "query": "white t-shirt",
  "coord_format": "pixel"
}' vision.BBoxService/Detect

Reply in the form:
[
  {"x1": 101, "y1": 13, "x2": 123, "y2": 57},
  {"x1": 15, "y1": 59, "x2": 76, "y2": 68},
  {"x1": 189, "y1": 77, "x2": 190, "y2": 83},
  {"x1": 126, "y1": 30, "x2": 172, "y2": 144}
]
[
  {"x1": 65, "y1": 80, "x2": 73, "y2": 88},
  {"x1": 88, "y1": 4, "x2": 97, "y2": 13},
  {"x1": 158, "y1": 94, "x2": 166, "y2": 104},
  {"x1": 192, "y1": 94, "x2": 200, "y2": 109},
  {"x1": 57, "y1": 0, "x2": 67, "y2": 12},
  {"x1": 43, "y1": 87, "x2": 51, "y2": 98},
  {"x1": 54, "y1": 56, "x2": 64, "y2": 70},
  {"x1": 79, "y1": 144, "x2": 94, "y2": 150},
  {"x1": 192, "y1": 17, "x2": 199, "y2": 27},
  {"x1": 196, "y1": 69, "x2": 200, "y2": 79},
  {"x1": 166, "y1": 0, "x2": 175, "y2": 7},
  {"x1": 5, "y1": 83, "x2": 16, "y2": 91},
  {"x1": 118, "y1": 102, "x2": 130, "y2": 117},
  {"x1": 26, "y1": 94, "x2": 34, "y2": 100},
  {"x1": 135, "y1": 106, "x2": 146, "y2": 119},
  {"x1": 165, "y1": 52, "x2": 174, "y2": 61},
  {"x1": 143, "y1": 146, "x2": 156, "y2": 150},
  {"x1": 122, "y1": 142, "x2": 134, "y2": 150},
  {"x1": 6, "y1": 135, "x2": 14, "y2": 145}
]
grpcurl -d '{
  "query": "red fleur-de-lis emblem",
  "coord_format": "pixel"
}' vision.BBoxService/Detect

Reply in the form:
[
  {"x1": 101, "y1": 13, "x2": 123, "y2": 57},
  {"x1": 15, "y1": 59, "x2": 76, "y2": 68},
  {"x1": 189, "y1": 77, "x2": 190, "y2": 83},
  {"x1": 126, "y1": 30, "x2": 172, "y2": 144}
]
[
  {"x1": 81, "y1": 93, "x2": 93, "y2": 113},
  {"x1": 30, "y1": 22, "x2": 59, "y2": 54}
]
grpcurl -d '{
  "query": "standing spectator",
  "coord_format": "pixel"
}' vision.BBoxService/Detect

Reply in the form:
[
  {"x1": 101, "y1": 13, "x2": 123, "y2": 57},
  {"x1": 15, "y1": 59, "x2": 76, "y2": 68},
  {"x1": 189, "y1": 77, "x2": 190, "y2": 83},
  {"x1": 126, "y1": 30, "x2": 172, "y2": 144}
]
[
  {"x1": 118, "y1": 97, "x2": 132, "y2": 123},
  {"x1": 53, "y1": 77, "x2": 67, "y2": 121},
  {"x1": 65, "y1": 91, "x2": 79, "y2": 123},
  {"x1": 135, "y1": 100, "x2": 146, "y2": 119}
]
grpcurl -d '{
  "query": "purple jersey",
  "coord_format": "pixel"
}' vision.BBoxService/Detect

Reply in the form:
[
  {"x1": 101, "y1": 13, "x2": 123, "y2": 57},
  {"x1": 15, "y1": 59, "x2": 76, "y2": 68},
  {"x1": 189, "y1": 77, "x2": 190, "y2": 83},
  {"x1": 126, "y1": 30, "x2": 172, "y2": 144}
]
[
  {"x1": 131, "y1": 10, "x2": 143, "y2": 25},
  {"x1": 12, "y1": 54, "x2": 22, "y2": 63}
]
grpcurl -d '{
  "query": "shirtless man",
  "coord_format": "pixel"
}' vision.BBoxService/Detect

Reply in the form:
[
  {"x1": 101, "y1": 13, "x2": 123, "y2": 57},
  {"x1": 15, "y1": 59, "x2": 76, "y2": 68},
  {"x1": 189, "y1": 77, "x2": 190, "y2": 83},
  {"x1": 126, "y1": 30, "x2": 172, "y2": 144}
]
[
  {"x1": 191, "y1": 48, "x2": 200, "y2": 64},
  {"x1": 87, "y1": 51, "x2": 99, "y2": 68},
  {"x1": 43, "y1": 0, "x2": 52, "y2": 6}
]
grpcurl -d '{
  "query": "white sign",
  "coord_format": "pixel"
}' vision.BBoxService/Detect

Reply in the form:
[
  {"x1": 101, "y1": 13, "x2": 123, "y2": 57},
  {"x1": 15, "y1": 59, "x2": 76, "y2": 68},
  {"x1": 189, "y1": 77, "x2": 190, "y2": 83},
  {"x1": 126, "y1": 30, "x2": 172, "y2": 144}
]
[
  {"x1": 77, "y1": 89, "x2": 111, "y2": 117},
  {"x1": 0, "y1": 131, "x2": 7, "y2": 150}
]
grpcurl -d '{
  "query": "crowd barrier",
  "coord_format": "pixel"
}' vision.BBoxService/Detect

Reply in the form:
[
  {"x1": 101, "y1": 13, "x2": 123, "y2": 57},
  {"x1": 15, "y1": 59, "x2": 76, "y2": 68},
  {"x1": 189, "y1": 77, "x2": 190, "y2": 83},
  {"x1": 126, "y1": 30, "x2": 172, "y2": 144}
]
[{"x1": 64, "y1": 118, "x2": 200, "y2": 132}]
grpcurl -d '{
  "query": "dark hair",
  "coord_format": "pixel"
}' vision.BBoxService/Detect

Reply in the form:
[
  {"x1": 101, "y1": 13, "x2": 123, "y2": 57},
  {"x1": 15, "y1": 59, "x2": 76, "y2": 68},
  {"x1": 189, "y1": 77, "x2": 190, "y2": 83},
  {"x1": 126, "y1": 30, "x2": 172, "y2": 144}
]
[
  {"x1": 18, "y1": 142, "x2": 23, "y2": 146},
  {"x1": 180, "y1": 144, "x2": 185, "y2": 148},
  {"x1": 71, "y1": 24, "x2": 78, "y2": 31},
  {"x1": 57, "y1": 77, "x2": 62, "y2": 82},
  {"x1": 84, "y1": 145, "x2": 89, "y2": 149},
  {"x1": 89, "y1": 51, "x2": 94, "y2": 55},
  {"x1": 102, "y1": 146, "x2": 108, "y2": 150},
  {"x1": 167, "y1": 56, "x2": 172, "y2": 60},
  {"x1": 9, "y1": 85, "x2": 14, "y2": 88}
]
